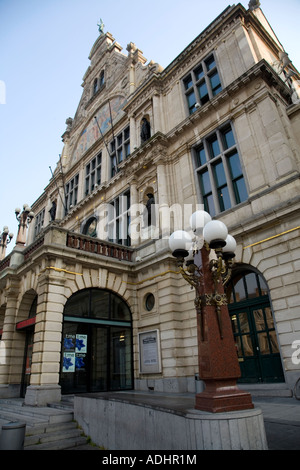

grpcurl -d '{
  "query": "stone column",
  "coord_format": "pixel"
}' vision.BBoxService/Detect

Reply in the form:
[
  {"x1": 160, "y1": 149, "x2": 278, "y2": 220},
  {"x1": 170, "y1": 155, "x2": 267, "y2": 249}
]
[{"x1": 24, "y1": 268, "x2": 66, "y2": 406}]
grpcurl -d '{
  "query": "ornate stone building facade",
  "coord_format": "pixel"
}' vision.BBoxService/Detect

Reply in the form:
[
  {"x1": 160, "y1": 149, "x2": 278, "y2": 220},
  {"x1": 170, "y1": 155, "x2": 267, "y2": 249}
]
[{"x1": 0, "y1": 2, "x2": 299, "y2": 405}]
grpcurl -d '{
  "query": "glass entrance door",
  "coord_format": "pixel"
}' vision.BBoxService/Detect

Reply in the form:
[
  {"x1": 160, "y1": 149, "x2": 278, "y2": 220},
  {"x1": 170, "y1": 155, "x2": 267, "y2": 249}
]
[
  {"x1": 230, "y1": 303, "x2": 284, "y2": 383},
  {"x1": 60, "y1": 322, "x2": 90, "y2": 394},
  {"x1": 228, "y1": 270, "x2": 284, "y2": 383},
  {"x1": 60, "y1": 323, "x2": 133, "y2": 393},
  {"x1": 60, "y1": 288, "x2": 133, "y2": 394}
]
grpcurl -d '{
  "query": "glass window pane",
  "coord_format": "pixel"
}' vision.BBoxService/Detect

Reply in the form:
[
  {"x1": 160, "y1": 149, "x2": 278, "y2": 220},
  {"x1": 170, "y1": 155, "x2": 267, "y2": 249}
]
[
  {"x1": 245, "y1": 273, "x2": 259, "y2": 298},
  {"x1": 200, "y1": 170, "x2": 211, "y2": 194},
  {"x1": 214, "y1": 161, "x2": 226, "y2": 186},
  {"x1": 219, "y1": 185, "x2": 231, "y2": 211},
  {"x1": 111, "y1": 295, "x2": 131, "y2": 320},
  {"x1": 242, "y1": 335, "x2": 254, "y2": 356},
  {"x1": 234, "y1": 278, "x2": 246, "y2": 302},
  {"x1": 91, "y1": 327, "x2": 108, "y2": 392},
  {"x1": 110, "y1": 327, "x2": 132, "y2": 389},
  {"x1": 259, "y1": 277, "x2": 268, "y2": 296},
  {"x1": 198, "y1": 81, "x2": 209, "y2": 102},
  {"x1": 210, "y1": 71, "x2": 222, "y2": 95},
  {"x1": 204, "y1": 194, "x2": 215, "y2": 217},
  {"x1": 64, "y1": 290, "x2": 90, "y2": 317},
  {"x1": 205, "y1": 55, "x2": 216, "y2": 71},
  {"x1": 195, "y1": 65, "x2": 204, "y2": 81},
  {"x1": 195, "y1": 145, "x2": 206, "y2": 167},
  {"x1": 253, "y1": 309, "x2": 265, "y2": 330},
  {"x1": 257, "y1": 333, "x2": 270, "y2": 355},
  {"x1": 208, "y1": 136, "x2": 220, "y2": 158},
  {"x1": 222, "y1": 127, "x2": 235, "y2": 149},
  {"x1": 269, "y1": 330, "x2": 279, "y2": 353},
  {"x1": 264, "y1": 307, "x2": 274, "y2": 329},
  {"x1": 184, "y1": 74, "x2": 193, "y2": 90},
  {"x1": 228, "y1": 152, "x2": 243, "y2": 178},
  {"x1": 187, "y1": 90, "x2": 196, "y2": 113},
  {"x1": 234, "y1": 177, "x2": 248, "y2": 203},
  {"x1": 90, "y1": 290, "x2": 110, "y2": 319}
]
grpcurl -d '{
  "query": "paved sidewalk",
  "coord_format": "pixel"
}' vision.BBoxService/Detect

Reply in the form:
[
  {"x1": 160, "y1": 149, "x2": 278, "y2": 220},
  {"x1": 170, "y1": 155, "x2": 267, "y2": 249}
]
[{"x1": 251, "y1": 396, "x2": 300, "y2": 450}]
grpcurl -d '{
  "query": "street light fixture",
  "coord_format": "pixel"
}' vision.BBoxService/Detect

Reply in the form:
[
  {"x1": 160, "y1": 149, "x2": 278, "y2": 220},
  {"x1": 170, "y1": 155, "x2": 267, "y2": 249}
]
[
  {"x1": 0, "y1": 226, "x2": 13, "y2": 260},
  {"x1": 15, "y1": 204, "x2": 35, "y2": 246},
  {"x1": 169, "y1": 210, "x2": 253, "y2": 413}
]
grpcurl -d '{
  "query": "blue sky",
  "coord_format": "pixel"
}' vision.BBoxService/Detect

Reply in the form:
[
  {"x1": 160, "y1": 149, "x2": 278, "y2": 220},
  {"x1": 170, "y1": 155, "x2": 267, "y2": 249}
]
[{"x1": 0, "y1": 0, "x2": 299, "y2": 254}]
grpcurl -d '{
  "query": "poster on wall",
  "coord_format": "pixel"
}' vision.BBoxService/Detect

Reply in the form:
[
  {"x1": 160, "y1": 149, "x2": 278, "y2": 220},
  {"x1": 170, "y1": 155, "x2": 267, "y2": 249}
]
[
  {"x1": 62, "y1": 334, "x2": 87, "y2": 372},
  {"x1": 138, "y1": 330, "x2": 161, "y2": 374}
]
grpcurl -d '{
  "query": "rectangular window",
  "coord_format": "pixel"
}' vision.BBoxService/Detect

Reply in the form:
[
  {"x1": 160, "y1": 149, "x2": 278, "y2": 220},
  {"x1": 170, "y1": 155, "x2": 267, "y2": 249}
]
[
  {"x1": 183, "y1": 53, "x2": 222, "y2": 114},
  {"x1": 34, "y1": 208, "x2": 45, "y2": 238},
  {"x1": 65, "y1": 174, "x2": 79, "y2": 214},
  {"x1": 108, "y1": 190, "x2": 131, "y2": 246},
  {"x1": 85, "y1": 153, "x2": 102, "y2": 196},
  {"x1": 110, "y1": 127, "x2": 130, "y2": 178},
  {"x1": 193, "y1": 123, "x2": 248, "y2": 215}
]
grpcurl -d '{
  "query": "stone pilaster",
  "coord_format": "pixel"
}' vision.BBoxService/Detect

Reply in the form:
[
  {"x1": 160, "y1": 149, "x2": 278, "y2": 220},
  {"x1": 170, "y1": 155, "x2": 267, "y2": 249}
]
[
  {"x1": 24, "y1": 268, "x2": 66, "y2": 406},
  {"x1": 0, "y1": 278, "x2": 20, "y2": 395}
]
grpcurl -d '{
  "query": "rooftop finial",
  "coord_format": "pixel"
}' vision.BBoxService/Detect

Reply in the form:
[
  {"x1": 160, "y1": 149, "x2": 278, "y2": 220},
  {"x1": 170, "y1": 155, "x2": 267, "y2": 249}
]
[{"x1": 97, "y1": 18, "x2": 105, "y2": 35}]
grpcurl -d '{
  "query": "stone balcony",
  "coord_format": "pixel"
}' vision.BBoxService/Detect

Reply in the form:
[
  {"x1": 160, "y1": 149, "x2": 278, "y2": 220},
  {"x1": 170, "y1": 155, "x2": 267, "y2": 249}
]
[{"x1": 0, "y1": 224, "x2": 135, "y2": 277}]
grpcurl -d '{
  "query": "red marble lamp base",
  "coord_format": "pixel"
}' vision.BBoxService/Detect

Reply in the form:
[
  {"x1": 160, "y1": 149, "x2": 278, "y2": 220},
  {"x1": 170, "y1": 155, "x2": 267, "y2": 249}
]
[{"x1": 195, "y1": 379, "x2": 254, "y2": 413}]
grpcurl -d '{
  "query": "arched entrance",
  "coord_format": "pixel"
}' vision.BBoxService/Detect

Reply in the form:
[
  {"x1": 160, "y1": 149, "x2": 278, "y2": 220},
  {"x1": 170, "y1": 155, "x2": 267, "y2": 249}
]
[
  {"x1": 227, "y1": 269, "x2": 284, "y2": 384},
  {"x1": 60, "y1": 288, "x2": 133, "y2": 394}
]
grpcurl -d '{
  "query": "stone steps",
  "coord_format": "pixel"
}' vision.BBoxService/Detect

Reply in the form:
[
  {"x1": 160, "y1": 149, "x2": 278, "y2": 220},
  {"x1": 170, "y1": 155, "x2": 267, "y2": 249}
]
[
  {"x1": 0, "y1": 397, "x2": 96, "y2": 450},
  {"x1": 24, "y1": 421, "x2": 87, "y2": 450}
]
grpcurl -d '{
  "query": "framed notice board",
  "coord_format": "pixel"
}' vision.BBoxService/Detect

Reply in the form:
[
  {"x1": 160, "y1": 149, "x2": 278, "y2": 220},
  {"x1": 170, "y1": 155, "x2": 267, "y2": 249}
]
[{"x1": 138, "y1": 329, "x2": 161, "y2": 374}]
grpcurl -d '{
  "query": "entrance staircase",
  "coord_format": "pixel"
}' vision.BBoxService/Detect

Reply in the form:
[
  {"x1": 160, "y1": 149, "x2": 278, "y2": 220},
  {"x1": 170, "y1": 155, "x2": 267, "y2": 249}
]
[{"x1": 0, "y1": 396, "x2": 98, "y2": 450}]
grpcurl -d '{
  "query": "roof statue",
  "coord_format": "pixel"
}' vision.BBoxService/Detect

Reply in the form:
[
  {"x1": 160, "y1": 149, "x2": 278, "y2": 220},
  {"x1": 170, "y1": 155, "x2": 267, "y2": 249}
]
[
  {"x1": 97, "y1": 18, "x2": 105, "y2": 35},
  {"x1": 248, "y1": 0, "x2": 261, "y2": 10}
]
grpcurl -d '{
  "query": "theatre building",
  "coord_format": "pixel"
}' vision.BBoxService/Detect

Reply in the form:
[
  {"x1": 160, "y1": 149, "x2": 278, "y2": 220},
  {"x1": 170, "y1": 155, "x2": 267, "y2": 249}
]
[{"x1": 0, "y1": 1, "x2": 300, "y2": 406}]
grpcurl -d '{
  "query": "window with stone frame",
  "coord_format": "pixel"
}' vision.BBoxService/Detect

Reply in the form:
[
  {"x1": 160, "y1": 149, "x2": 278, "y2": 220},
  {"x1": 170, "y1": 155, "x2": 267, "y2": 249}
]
[
  {"x1": 85, "y1": 152, "x2": 102, "y2": 196},
  {"x1": 65, "y1": 174, "x2": 79, "y2": 215},
  {"x1": 183, "y1": 53, "x2": 222, "y2": 114},
  {"x1": 193, "y1": 123, "x2": 248, "y2": 216},
  {"x1": 110, "y1": 126, "x2": 130, "y2": 178},
  {"x1": 107, "y1": 190, "x2": 131, "y2": 246},
  {"x1": 34, "y1": 208, "x2": 45, "y2": 239}
]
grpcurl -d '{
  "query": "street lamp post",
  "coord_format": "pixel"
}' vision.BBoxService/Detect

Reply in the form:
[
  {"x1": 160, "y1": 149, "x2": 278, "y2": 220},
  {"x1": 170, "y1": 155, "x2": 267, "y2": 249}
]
[
  {"x1": 169, "y1": 210, "x2": 253, "y2": 413},
  {"x1": 15, "y1": 204, "x2": 34, "y2": 246},
  {"x1": 0, "y1": 226, "x2": 13, "y2": 260}
]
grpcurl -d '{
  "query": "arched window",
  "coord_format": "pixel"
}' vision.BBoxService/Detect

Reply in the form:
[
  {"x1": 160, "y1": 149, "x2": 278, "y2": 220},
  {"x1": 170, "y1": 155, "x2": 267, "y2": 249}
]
[
  {"x1": 60, "y1": 288, "x2": 133, "y2": 394},
  {"x1": 82, "y1": 217, "x2": 97, "y2": 238},
  {"x1": 99, "y1": 70, "x2": 104, "y2": 87},
  {"x1": 227, "y1": 269, "x2": 284, "y2": 384},
  {"x1": 93, "y1": 78, "x2": 98, "y2": 94}
]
